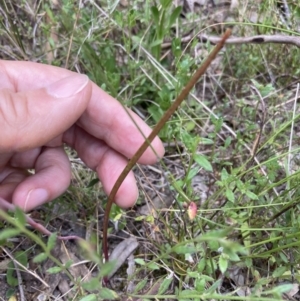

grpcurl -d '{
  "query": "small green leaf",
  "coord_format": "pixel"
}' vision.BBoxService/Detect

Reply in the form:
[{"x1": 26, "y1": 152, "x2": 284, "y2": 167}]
[
  {"x1": 206, "y1": 279, "x2": 222, "y2": 293},
  {"x1": 187, "y1": 270, "x2": 198, "y2": 278},
  {"x1": 160, "y1": 0, "x2": 172, "y2": 9},
  {"x1": 6, "y1": 287, "x2": 15, "y2": 298},
  {"x1": 135, "y1": 258, "x2": 146, "y2": 266},
  {"x1": 47, "y1": 266, "x2": 62, "y2": 274},
  {"x1": 150, "y1": 39, "x2": 164, "y2": 48},
  {"x1": 195, "y1": 278, "x2": 206, "y2": 292},
  {"x1": 98, "y1": 287, "x2": 119, "y2": 300},
  {"x1": 173, "y1": 244, "x2": 197, "y2": 255},
  {"x1": 150, "y1": 6, "x2": 160, "y2": 26},
  {"x1": 226, "y1": 251, "x2": 240, "y2": 262},
  {"x1": 193, "y1": 154, "x2": 213, "y2": 172},
  {"x1": 46, "y1": 233, "x2": 57, "y2": 251},
  {"x1": 0, "y1": 229, "x2": 21, "y2": 240},
  {"x1": 201, "y1": 229, "x2": 230, "y2": 240},
  {"x1": 79, "y1": 294, "x2": 97, "y2": 301},
  {"x1": 158, "y1": 276, "x2": 173, "y2": 294},
  {"x1": 197, "y1": 257, "x2": 206, "y2": 273},
  {"x1": 169, "y1": 6, "x2": 182, "y2": 27},
  {"x1": 200, "y1": 274, "x2": 214, "y2": 281},
  {"x1": 148, "y1": 262, "x2": 160, "y2": 270},
  {"x1": 33, "y1": 252, "x2": 48, "y2": 263},
  {"x1": 241, "y1": 222, "x2": 251, "y2": 249},
  {"x1": 245, "y1": 257, "x2": 252, "y2": 268},
  {"x1": 6, "y1": 251, "x2": 28, "y2": 287},
  {"x1": 64, "y1": 260, "x2": 73, "y2": 269},
  {"x1": 14, "y1": 207, "x2": 26, "y2": 226},
  {"x1": 133, "y1": 278, "x2": 147, "y2": 293},
  {"x1": 272, "y1": 266, "x2": 287, "y2": 278},
  {"x1": 221, "y1": 168, "x2": 229, "y2": 181},
  {"x1": 226, "y1": 188, "x2": 235, "y2": 202},
  {"x1": 224, "y1": 136, "x2": 232, "y2": 147},
  {"x1": 178, "y1": 289, "x2": 200, "y2": 298},
  {"x1": 15, "y1": 251, "x2": 27, "y2": 269},
  {"x1": 270, "y1": 283, "x2": 294, "y2": 294},
  {"x1": 187, "y1": 167, "x2": 199, "y2": 181},
  {"x1": 184, "y1": 121, "x2": 196, "y2": 132},
  {"x1": 6, "y1": 267, "x2": 18, "y2": 286},
  {"x1": 219, "y1": 254, "x2": 228, "y2": 274},
  {"x1": 203, "y1": 239, "x2": 219, "y2": 251},
  {"x1": 245, "y1": 190, "x2": 258, "y2": 200},
  {"x1": 82, "y1": 277, "x2": 101, "y2": 292},
  {"x1": 99, "y1": 260, "x2": 116, "y2": 277}
]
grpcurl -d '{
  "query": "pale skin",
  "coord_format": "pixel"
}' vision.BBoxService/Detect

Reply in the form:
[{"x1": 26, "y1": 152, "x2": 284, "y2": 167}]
[{"x1": 0, "y1": 60, "x2": 164, "y2": 212}]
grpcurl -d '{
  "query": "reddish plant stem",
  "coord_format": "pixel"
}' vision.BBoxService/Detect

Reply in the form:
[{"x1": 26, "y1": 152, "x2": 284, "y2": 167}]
[{"x1": 102, "y1": 29, "x2": 232, "y2": 262}]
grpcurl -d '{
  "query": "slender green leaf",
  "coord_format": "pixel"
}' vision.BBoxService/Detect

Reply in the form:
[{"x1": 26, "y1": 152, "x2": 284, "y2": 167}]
[
  {"x1": 98, "y1": 288, "x2": 119, "y2": 300},
  {"x1": 99, "y1": 260, "x2": 116, "y2": 277},
  {"x1": 47, "y1": 266, "x2": 62, "y2": 274},
  {"x1": 150, "y1": 6, "x2": 160, "y2": 26},
  {"x1": 46, "y1": 233, "x2": 57, "y2": 251},
  {"x1": 6, "y1": 251, "x2": 28, "y2": 287},
  {"x1": 173, "y1": 244, "x2": 197, "y2": 254},
  {"x1": 158, "y1": 276, "x2": 173, "y2": 294},
  {"x1": 272, "y1": 266, "x2": 287, "y2": 278},
  {"x1": 82, "y1": 277, "x2": 101, "y2": 292},
  {"x1": 79, "y1": 294, "x2": 97, "y2": 301},
  {"x1": 193, "y1": 154, "x2": 213, "y2": 171},
  {"x1": 226, "y1": 188, "x2": 235, "y2": 202},
  {"x1": 219, "y1": 254, "x2": 228, "y2": 274},
  {"x1": 14, "y1": 207, "x2": 26, "y2": 226},
  {"x1": 160, "y1": 0, "x2": 172, "y2": 9},
  {"x1": 195, "y1": 278, "x2": 206, "y2": 292},
  {"x1": 135, "y1": 258, "x2": 146, "y2": 265},
  {"x1": 197, "y1": 257, "x2": 206, "y2": 273},
  {"x1": 169, "y1": 6, "x2": 182, "y2": 27},
  {"x1": 133, "y1": 278, "x2": 147, "y2": 294},
  {"x1": 33, "y1": 252, "x2": 48, "y2": 263},
  {"x1": 0, "y1": 229, "x2": 21, "y2": 240},
  {"x1": 148, "y1": 262, "x2": 160, "y2": 270},
  {"x1": 150, "y1": 39, "x2": 164, "y2": 48},
  {"x1": 245, "y1": 190, "x2": 258, "y2": 200},
  {"x1": 178, "y1": 289, "x2": 200, "y2": 298},
  {"x1": 269, "y1": 283, "x2": 294, "y2": 294}
]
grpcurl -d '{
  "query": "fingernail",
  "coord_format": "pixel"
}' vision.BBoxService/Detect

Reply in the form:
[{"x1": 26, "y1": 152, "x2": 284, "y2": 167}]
[
  {"x1": 25, "y1": 188, "x2": 49, "y2": 210},
  {"x1": 46, "y1": 74, "x2": 89, "y2": 98}
]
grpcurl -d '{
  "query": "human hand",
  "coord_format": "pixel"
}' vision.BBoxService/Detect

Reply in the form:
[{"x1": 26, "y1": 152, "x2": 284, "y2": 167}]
[{"x1": 0, "y1": 60, "x2": 164, "y2": 212}]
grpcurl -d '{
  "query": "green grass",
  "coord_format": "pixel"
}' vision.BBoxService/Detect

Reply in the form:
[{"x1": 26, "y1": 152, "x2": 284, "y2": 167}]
[{"x1": 1, "y1": 0, "x2": 300, "y2": 300}]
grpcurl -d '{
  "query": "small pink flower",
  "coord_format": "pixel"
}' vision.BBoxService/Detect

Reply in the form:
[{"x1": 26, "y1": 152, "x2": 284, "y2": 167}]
[{"x1": 187, "y1": 202, "x2": 197, "y2": 220}]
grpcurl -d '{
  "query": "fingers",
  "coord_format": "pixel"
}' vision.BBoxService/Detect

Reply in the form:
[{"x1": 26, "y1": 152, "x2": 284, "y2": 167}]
[
  {"x1": 0, "y1": 60, "x2": 165, "y2": 211},
  {"x1": 78, "y1": 89, "x2": 165, "y2": 164},
  {"x1": 64, "y1": 126, "x2": 138, "y2": 208},
  {"x1": 0, "y1": 72, "x2": 92, "y2": 152},
  {"x1": 97, "y1": 148, "x2": 138, "y2": 208},
  {"x1": 0, "y1": 60, "x2": 164, "y2": 162},
  {"x1": 9, "y1": 148, "x2": 42, "y2": 169},
  {"x1": 12, "y1": 147, "x2": 71, "y2": 212},
  {"x1": 0, "y1": 168, "x2": 28, "y2": 201}
]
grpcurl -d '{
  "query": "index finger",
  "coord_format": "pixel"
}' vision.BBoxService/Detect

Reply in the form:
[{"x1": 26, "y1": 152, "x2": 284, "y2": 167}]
[{"x1": 0, "y1": 60, "x2": 165, "y2": 163}]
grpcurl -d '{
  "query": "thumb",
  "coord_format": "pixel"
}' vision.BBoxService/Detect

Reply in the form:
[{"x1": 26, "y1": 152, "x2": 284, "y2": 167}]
[{"x1": 0, "y1": 74, "x2": 92, "y2": 152}]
